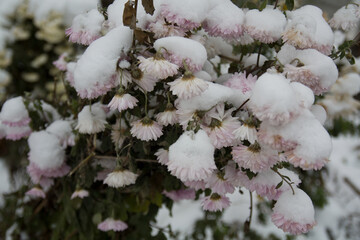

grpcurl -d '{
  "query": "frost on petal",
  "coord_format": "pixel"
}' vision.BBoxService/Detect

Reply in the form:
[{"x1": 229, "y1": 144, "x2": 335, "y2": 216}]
[
  {"x1": 167, "y1": 130, "x2": 216, "y2": 182},
  {"x1": 271, "y1": 188, "x2": 316, "y2": 235}
]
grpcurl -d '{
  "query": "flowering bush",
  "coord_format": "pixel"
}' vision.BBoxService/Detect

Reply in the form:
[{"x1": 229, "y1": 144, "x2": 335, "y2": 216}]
[{"x1": 0, "y1": 0, "x2": 360, "y2": 239}]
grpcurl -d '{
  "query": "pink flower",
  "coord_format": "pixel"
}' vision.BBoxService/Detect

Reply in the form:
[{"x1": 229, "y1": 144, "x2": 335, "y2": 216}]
[
  {"x1": 147, "y1": 17, "x2": 186, "y2": 38},
  {"x1": 183, "y1": 180, "x2": 206, "y2": 190},
  {"x1": 130, "y1": 118, "x2": 163, "y2": 141},
  {"x1": 160, "y1": 4, "x2": 201, "y2": 31},
  {"x1": 163, "y1": 188, "x2": 196, "y2": 201},
  {"x1": 168, "y1": 74, "x2": 208, "y2": 99},
  {"x1": 233, "y1": 123, "x2": 258, "y2": 144},
  {"x1": 107, "y1": 93, "x2": 138, "y2": 112},
  {"x1": 0, "y1": 96, "x2": 30, "y2": 127},
  {"x1": 156, "y1": 107, "x2": 178, "y2": 126},
  {"x1": 223, "y1": 72, "x2": 257, "y2": 94},
  {"x1": 26, "y1": 187, "x2": 45, "y2": 199},
  {"x1": 103, "y1": 169, "x2": 138, "y2": 188},
  {"x1": 131, "y1": 69, "x2": 159, "y2": 92},
  {"x1": 76, "y1": 74, "x2": 118, "y2": 99},
  {"x1": 284, "y1": 151, "x2": 328, "y2": 171},
  {"x1": 155, "y1": 148, "x2": 169, "y2": 165},
  {"x1": 201, "y1": 194, "x2": 231, "y2": 212},
  {"x1": 138, "y1": 56, "x2": 178, "y2": 79},
  {"x1": 97, "y1": 218, "x2": 128, "y2": 232},
  {"x1": 5, "y1": 125, "x2": 32, "y2": 140},
  {"x1": 232, "y1": 143, "x2": 279, "y2": 173},
  {"x1": 205, "y1": 171, "x2": 235, "y2": 195},
  {"x1": 65, "y1": 62, "x2": 76, "y2": 86},
  {"x1": 71, "y1": 189, "x2": 89, "y2": 199},
  {"x1": 271, "y1": 188, "x2": 316, "y2": 235},
  {"x1": 258, "y1": 126, "x2": 297, "y2": 152},
  {"x1": 27, "y1": 162, "x2": 70, "y2": 184},
  {"x1": 53, "y1": 53, "x2": 68, "y2": 71}
]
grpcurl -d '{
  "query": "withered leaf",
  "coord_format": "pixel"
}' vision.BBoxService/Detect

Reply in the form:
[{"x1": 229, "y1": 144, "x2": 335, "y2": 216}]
[{"x1": 141, "y1": 0, "x2": 155, "y2": 15}]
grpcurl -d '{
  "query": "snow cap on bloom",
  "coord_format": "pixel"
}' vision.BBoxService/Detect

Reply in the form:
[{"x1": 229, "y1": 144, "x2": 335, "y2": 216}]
[
  {"x1": 278, "y1": 44, "x2": 338, "y2": 95},
  {"x1": 282, "y1": 5, "x2": 334, "y2": 55},
  {"x1": 97, "y1": 218, "x2": 128, "y2": 232},
  {"x1": 155, "y1": 148, "x2": 169, "y2": 165},
  {"x1": 203, "y1": 1, "x2": 245, "y2": 41},
  {"x1": 329, "y1": 4, "x2": 360, "y2": 31},
  {"x1": 28, "y1": 131, "x2": 65, "y2": 170},
  {"x1": 27, "y1": 162, "x2": 70, "y2": 186},
  {"x1": 167, "y1": 130, "x2": 216, "y2": 182},
  {"x1": 138, "y1": 55, "x2": 178, "y2": 79},
  {"x1": 53, "y1": 53, "x2": 68, "y2": 71},
  {"x1": 130, "y1": 117, "x2": 163, "y2": 141},
  {"x1": 247, "y1": 169, "x2": 301, "y2": 200},
  {"x1": 74, "y1": 26, "x2": 133, "y2": 99},
  {"x1": 271, "y1": 188, "x2": 316, "y2": 235},
  {"x1": 163, "y1": 188, "x2": 196, "y2": 201},
  {"x1": 66, "y1": 9, "x2": 104, "y2": 45},
  {"x1": 223, "y1": 72, "x2": 257, "y2": 95},
  {"x1": 0, "y1": 96, "x2": 30, "y2": 127},
  {"x1": 330, "y1": 72, "x2": 360, "y2": 96},
  {"x1": 76, "y1": 104, "x2": 107, "y2": 134},
  {"x1": 154, "y1": 36, "x2": 207, "y2": 72},
  {"x1": 156, "y1": 105, "x2": 178, "y2": 126},
  {"x1": 46, "y1": 120, "x2": 74, "y2": 147},
  {"x1": 103, "y1": 169, "x2": 138, "y2": 188},
  {"x1": 232, "y1": 142, "x2": 279, "y2": 173},
  {"x1": 147, "y1": 17, "x2": 186, "y2": 38},
  {"x1": 71, "y1": 189, "x2": 89, "y2": 199},
  {"x1": 249, "y1": 72, "x2": 303, "y2": 125},
  {"x1": 233, "y1": 122, "x2": 258, "y2": 144},
  {"x1": 168, "y1": 73, "x2": 209, "y2": 100},
  {"x1": 131, "y1": 68, "x2": 159, "y2": 92},
  {"x1": 26, "y1": 187, "x2": 45, "y2": 199},
  {"x1": 245, "y1": 7, "x2": 287, "y2": 43},
  {"x1": 205, "y1": 170, "x2": 235, "y2": 195},
  {"x1": 107, "y1": 93, "x2": 138, "y2": 112},
  {"x1": 5, "y1": 125, "x2": 32, "y2": 141},
  {"x1": 202, "y1": 103, "x2": 240, "y2": 148},
  {"x1": 310, "y1": 105, "x2": 327, "y2": 125},
  {"x1": 201, "y1": 193, "x2": 231, "y2": 212}
]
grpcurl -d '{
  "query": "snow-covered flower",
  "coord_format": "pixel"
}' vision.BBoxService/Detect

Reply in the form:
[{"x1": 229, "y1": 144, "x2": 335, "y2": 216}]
[
  {"x1": 27, "y1": 162, "x2": 70, "y2": 186},
  {"x1": 163, "y1": 189, "x2": 196, "y2": 201},
  {"x1": 329, "y1": 5, "x2": 360, "y2": 31},
  {"x1": 205, "y1": 170, "x2": 235, "y2": 195},
  {"x1": 5, "y1": 125, "x2": 32, "y2": 141},
  {"x1": 76, "y1": 104, "x2": 107, "y2": 134},
  {"x1": 167, "y1": 130, "x2": 216, "y2": 182},
  {"x1": 232, "y1": 142, "x2": 279, "y2": 173},
  {"x1": 53, "y1": 53, "x2": 68, "y2": 71},
  {"x1": 223, "y1": 72, "x2": 257, "y2": 95},
  {"x1": 155, "y1": 148, "x2": 169, "y2": 165},
  {"x1": 201, "y1": 193, "x2": 231, "y2": 212},
  {"x1": 245, "y1": 8, "x2": 287, "y2": 43},
  {"x1": 130, "y1": 117, "x2": 163, "y2": 141},
  {"x1": 147, "y1": 17, "x2": 186, "y2": 38},
  {"x1": 138, "y1": 56, "x2": 178, "y2": 79},
  {"x1": 233, "y1": 122, "x2": 258, "y2": 144},
  {"x1": 107, "y1": 93, "x2": 138, "y2": 112},
  {"x1": 168, "y1": 74, "x2": 209, "y2": 100},
  {"x1": 97, "y1": 218, "x2": 128, "y2": 232},
  {"x1": 66, "y1": 9, "x2": 104, "y2": 45},
  {"x1": 46, "y1": 120, "x2": 75, "y2": 148},
  {"x1": 0, "y1": 96, "x2": 30, "y2": 127},
  {"x1": 71, "y1": 189, "x2": 89, "y2": 199},
  {"x1": 103, "y1": 169, "x2": 138, "y2": 188},
  {"x1": 26, "y1": 187, "x2": 46, "y2": 199},
  {"x1": 271, "y1": 188, "x2": 316, "y2": 235},
  {"x1": 156, "y1": 105, "x2": 178, "y2": 126}
]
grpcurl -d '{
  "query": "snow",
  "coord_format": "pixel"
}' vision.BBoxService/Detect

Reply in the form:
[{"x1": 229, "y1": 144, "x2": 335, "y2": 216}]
[
  {"x1": 330, "y1": 73, "x2": 360, "y2": 96},
  {"x1": 0, "y1": 96, "x2": 28, "y2": 124}
]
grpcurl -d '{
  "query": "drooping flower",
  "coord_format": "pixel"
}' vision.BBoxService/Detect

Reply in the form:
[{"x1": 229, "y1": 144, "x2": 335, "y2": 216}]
[
  {"x1": 75, "y1": 104, "x2": 107, "y2": 134},
  {"x1": 103, "y1": 169, "x2": 138, "y2": 188},
  {"x1": 107, "y1": 93, "x2": 138, "y2": 112},
  {"x1": 156, "y1": 104, "x2": 178, "y2": 126},
  {"x1": 201, "y1": 193, "x2": 231, "y2": 212},
  {"x1": 111, "y1": 119, "x2": 127, "y2": 149},
  {"x1": 155, "y1": 148, "x2": 169, "y2": 165},
  {"x1": 71, "y1": 189, "x2": 89, "y2": 199},
  {"x1": 5, "y1": 125, "x2": 32, "y2": 141},
  {"x1": 97, "y1": 218, "x2": 128, "y2": 232},
  {"x1": 232, "y1": 142, "x2": 279, "y2": 173},
  {"x1": 0, "y1": 96, "x2": 30, "y2": 127},
  {"x1": 233, "y1": 122, "x2": 258, "y2": 144},
  {"x1": 27, "y1": 162, "x2": 70, "y2": 185},
  {"x1": 167, "y1": 130, "x2": 216, "y2": 182},
  {"x1": 130, "y1": 117, "x2": 163, "y2": 141},
  {"x1": 163, "y1": 188, "x2": 196, "y2": 201},
  {"x1": 138, "y1": 56, "x2": 178, "y2": 79},
  {"x1": 168, "y1": 74, "x2": 209, "y2": 100},
  {"x1": 53, "y1": 53, "x2": 68, "y2": 71},
  {"x1": 271, "y1": 188, "x2": 316, "y2": 235},
  {"x1": 329, "y1": 5, "x2": 360, "y2": 31},
  {"x1": 131, "y1": 68, "x2": 159, "y2": 92},
  {"x1": 205, "y1": 170, "x2": 235, "y2": 195},
  {"x1": 26, "y1": 187, "x2": 46, "y2": 199}
]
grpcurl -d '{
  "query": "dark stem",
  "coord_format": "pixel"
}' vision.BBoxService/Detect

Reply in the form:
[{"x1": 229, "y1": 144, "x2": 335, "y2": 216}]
[
  {"x1": 256, "y1": 44, "x2": 262, "y2": 67},
  {"x1": 274, "y1": 0, "x2": 279, "y2": 9},
  {"x1": 272, "y1": 167, "x2": 295, "y2": 194}
]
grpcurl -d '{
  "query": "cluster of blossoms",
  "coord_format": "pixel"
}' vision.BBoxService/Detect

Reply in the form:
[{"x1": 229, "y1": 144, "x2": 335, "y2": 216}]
[{"x1": 1, "y1": 0, "x2": 359, "y2": 237}]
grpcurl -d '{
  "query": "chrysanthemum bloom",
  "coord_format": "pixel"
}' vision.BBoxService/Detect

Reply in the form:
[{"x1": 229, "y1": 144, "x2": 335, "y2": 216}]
[
  {"x1": 223, "y1": 72, "x2": 257, "y2": 95},
  {"x1": 53, "y1": 53, "x2": 68, "y2": 71},
  {"x1": 168, "y1": 73, "x2": 209, "y2": 100},
  {"x1": 232, "y1": 142, "x2": 279, "y2": 173},
  {"x1": 155, "y1": 148, "x2": 169, "y2": 165},
  {"x1": 111, "y1": 120, "x2": 127, "y2": 149},
  {"x1": 202, "y1": 2, "x2": 245, "y2": 41},
  {"x1": 258, "y1": 124, "x2": 298, "y2": 152},
  {"x1": 71, "y1": 189, "x2": 89, "y2": 199},
  {"x1": 103, "y1": 169, "x2": 138, "y2": 188},
  {"x1": 27, "y1": 162, "x2": 70, "y2": 184},
  {"x1": 97, "y1": 218, "x2": 128, "y2": 232},
  {"x1": 156, "y1": 104, "x2": 178, "y2": 126},
  {"x1": 26, "y1": 187, "x2": 46, "y2": 199},
  {"x1": 163, "y1": 188, "x2": 196, "y2": 201},
  {"x1": 0, "y1": 96, "x2": 30, "y2": 127},
  {"x1": 245, "y1": 8, "x2": 287, "y2": 43},
  {"x1": 183, "y1": 180, "x2": 206, "y2": 190},
  {"x1": 75, "y1": 104, "x2": 107, "y2": 134},
  {"x1": 147, "y1": 17, "x2": 186, "y2": 38},
  {"x1": 107, "y1": 92, "x2": 138, "y2": 112},
  {"x1": 66, "y1": 9, "x2": 104, "y2": 45},
  {"x1": 233, "y1": 121, "x2": 258, "y2": 144},
  {"x1": 138, "y1": 55, "x2": 178, "y2": 79},
  {"x1": 205, "y1": 171, "x2": 235, "y2": 195},
  {"x1": 271, "y1": 188, "x2": 316, "y2": 235},
  {"x1": 167, "y1": 130, "x2": 216, "y2": 182},
  {"x1": 329, "y1": 5, "x2": 360, "y2": 31},
  {"x1": 130, "y1": 117, "x2": 163, "y2": 141},
  {"x1": 131, "y1": 68, "x2": 159, "y2": 92},
  {"x1": 247, "y1": 169, "x2": 301, "y2": 200},
  {"x1": 222, "y1": 161, "x2": 250, "y2": 188},
  {"x1": 5, "y1": 125, "x2": 32, "y2": 141},
  {"x1": 202, "y1": 104, "x2": 240, "y2": 148},
  {"x1": 201, "y1": 193, "x2": 231, "y2": 212}
]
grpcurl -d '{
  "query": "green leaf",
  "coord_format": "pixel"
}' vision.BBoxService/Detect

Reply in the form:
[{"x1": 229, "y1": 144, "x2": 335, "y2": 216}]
[
  {"x1": 275, "y1": 181, "x2": 283, "y2": 189},
  {"x1": 285, "y1": 0, "x2": 294, "y2": 11},
  {"x1": 259, "y1": 0, "x2": 267, "y2": 11}
]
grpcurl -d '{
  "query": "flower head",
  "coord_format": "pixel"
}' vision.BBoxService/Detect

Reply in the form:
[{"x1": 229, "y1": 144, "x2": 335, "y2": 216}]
[
  {"x1": 76, "y1": 104, "x2": 107, "y2": 134},
  {"x1": 156, "y1": 105, "x2": 178, "y2": 126},
  {"x1": 205, "y1": 171, "x2": 235, "y2": 195},
  {"x1": 131, "y1": 69, "x2": 159, "y2": 92},
  {"x1": 233, "y1": 122, "x2": 258, "y2": 144},
  {"x1": 26, "y1": 187, "x2": 45, "y2": 199},
  {"x1": 97, "y1": 218, "x2": 128, "y2": 232},
  {"x1": 107, "y1": 93, "x2": 138, "y2": 112},
  {"x1": 201, "y1": 193, "x2": 231, "y2": 212},
  {"x1": 138, "y1": 56, "x2": 178, "y2": 79},
  {"x1": 71, "y1": 189, "x2": 89, "y2": 199},
  {"x1": 130, "y1": 118, "x2": 163, "y2": 141},
  {"x1": 168, "y1": 74, "x2": 209, "y2": 100},
  {"x1": 104, "y1": 169, "x2": 138, "y2": 188},
  {"x1": 155, "y1": 148, "x2": 169, "y2": 165}
]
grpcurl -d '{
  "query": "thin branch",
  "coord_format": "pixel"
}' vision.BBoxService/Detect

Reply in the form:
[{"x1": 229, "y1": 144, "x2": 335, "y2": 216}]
[
  {"x1": 271, "y1": 167, "x2": 295, "y2": 194},
  {"x1": 68, "y1": 152, "x2": 95, "y2": 176},
  {"x1": 344, "y1": 177, "x2": 360, "y2": 196},
  {"x1": 94, "y1": 155, "x2": 158, "y2": 163}
]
